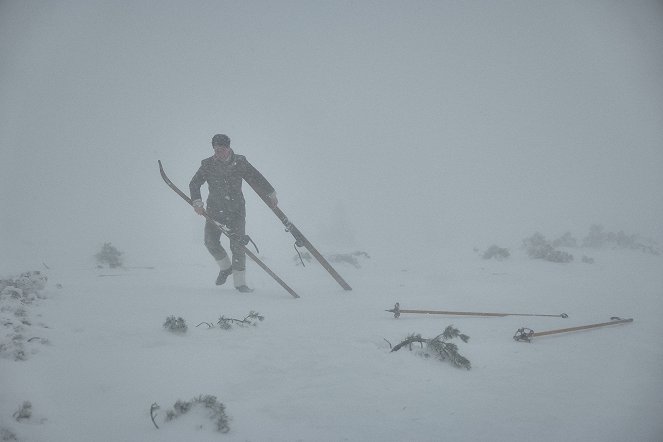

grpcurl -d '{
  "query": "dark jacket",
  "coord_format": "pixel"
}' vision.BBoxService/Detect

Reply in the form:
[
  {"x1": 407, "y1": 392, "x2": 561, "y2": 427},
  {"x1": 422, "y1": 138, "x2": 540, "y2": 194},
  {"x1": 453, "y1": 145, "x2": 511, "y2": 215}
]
[{"x1": 190, "y1": 153, "x2": 274, "y2": 217}]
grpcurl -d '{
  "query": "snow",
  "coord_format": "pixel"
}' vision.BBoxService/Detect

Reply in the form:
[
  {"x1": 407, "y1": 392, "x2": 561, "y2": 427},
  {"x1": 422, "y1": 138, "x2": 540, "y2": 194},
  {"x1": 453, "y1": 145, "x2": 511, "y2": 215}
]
[
  {"x1": 2, "y1": 246, "x2": 662, "y2": 441},
  {"x1": 2, "y1": 1, "x2": 663, "y2": 440}
]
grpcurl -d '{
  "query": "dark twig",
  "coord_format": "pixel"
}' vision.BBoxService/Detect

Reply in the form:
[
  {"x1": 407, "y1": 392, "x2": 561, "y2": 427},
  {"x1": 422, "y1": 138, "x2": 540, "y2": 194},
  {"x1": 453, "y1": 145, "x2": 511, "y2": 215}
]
[
  {"x1": 196, "y1": 322, "x2": 214, "y2": 328},
  {"x1": 150, "y1": 403, "x2": 160, "y2": 429}
]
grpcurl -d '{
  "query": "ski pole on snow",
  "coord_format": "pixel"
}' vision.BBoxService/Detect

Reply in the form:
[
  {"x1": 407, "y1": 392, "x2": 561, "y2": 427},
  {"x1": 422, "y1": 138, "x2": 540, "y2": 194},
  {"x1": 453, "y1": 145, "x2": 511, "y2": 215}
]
[
  {"x1": 513, "y1": 317, "x2": 634, "y2": 342},
  {"x1": 387, "y1": 303, "x2": 568, "y2": 319}
]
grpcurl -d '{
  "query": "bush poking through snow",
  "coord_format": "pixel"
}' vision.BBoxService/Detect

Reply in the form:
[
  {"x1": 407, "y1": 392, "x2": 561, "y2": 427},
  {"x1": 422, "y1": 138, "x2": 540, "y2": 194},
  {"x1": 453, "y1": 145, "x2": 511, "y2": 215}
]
[
  {"x1": 95, "y1": 242, "x2": 123, "y2": 268},
  {"x1": 0, "y1": 427, "x2": 18, "y2": 441},
  {"x1": 582, "y1": 224, "x2": 660, "y2": 254},
  {"x1": 552, "y1": 231, "x2": 578, "y2": 248},
  {"x1": 390, "y1": 326, "x2": 471, "y2": 370},
  {"x1": 581, "y1": 255, "x2": 595, "y2": 264},
  {"x1": 217, "y1": 311, "x2": 264, "y2": 330},
  {"x1": 12, "y1": 402, "x2": 32, "y2": 422},
  {"x1": 163, "y1": 316, "x2": 187, "y2": 333},
  {"x1": 1, "y1": 271, "x2": 48, "y2": 298},
  {"x1": 1, "y1": 271, "x2": 49, "y2": 361},
  {"x1": 522, "y1": 233, "x2": 573, "y2": 263},
  {"x1": 153, "y1": 395, "x2": 231, "y2": 433},
  {"x1": 482, "y1": 245, "x2": 510, "y2": 260}
]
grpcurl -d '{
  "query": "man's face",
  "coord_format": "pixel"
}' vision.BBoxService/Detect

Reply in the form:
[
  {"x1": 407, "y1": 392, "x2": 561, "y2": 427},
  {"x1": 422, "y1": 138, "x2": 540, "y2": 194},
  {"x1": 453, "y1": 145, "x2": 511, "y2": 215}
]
[{"x1": 213, "y1": 145, "x2": 231, "y2": 161}]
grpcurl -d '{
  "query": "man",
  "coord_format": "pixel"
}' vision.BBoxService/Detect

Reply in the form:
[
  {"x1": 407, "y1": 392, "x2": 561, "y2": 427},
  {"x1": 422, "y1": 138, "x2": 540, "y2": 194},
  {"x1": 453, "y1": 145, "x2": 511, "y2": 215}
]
[{"x1": 190, "y1": 134, "x2": 278, "y2": 292}]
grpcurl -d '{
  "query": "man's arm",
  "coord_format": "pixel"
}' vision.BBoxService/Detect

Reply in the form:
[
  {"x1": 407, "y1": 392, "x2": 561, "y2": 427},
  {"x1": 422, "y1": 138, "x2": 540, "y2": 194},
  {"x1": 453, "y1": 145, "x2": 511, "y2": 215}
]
[
  {"x1": 189, "y1": 165, "x2": 206, "y2": 214},
  {"x1": 242, "y1": 159, "x2": 278, "y2": 208}
]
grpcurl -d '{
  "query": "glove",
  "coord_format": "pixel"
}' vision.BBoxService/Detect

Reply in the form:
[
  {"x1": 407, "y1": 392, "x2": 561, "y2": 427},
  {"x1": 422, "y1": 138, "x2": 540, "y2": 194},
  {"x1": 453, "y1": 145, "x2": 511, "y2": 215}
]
[
  {"x1": 192, "y1": 199, "x2": 205, "y2": 215},
  {"x1": 266, "y1": 191, "x2": 278, "y2": 209}
]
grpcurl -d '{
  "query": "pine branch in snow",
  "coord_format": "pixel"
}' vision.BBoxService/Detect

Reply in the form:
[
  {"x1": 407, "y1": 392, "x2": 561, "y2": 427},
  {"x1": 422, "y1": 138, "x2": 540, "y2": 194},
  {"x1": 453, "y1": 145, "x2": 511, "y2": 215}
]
[
  {"x1": 217, "y1": 311, "x2": 264, "y2": 329},
  {"x1": 391, "y1": 326, "x2": 472, "y2": 370}
]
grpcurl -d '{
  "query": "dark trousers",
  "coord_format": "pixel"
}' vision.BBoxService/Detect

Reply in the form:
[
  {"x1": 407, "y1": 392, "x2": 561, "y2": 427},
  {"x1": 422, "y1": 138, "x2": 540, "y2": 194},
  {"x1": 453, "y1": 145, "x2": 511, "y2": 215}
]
[{"x1": 204, "y1": 211, "x2": 246, "y2": 271}]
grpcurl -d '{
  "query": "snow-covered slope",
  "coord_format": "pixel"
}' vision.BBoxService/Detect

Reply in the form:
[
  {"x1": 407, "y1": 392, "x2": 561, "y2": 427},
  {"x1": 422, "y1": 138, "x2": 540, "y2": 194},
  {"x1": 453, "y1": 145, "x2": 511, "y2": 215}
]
[{"x1": 2, "y1": 246, "x2": 661, "y2": 441}]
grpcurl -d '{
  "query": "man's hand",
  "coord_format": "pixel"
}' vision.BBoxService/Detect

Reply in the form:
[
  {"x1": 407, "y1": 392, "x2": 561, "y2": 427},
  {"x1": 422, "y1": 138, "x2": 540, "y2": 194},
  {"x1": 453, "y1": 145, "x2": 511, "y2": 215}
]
[
  {"x1": 192, "y1": 199, "x2": 205, "y2": 215},
  {"x1": 266, "y1": 191, "x2": 278, "y2": 209}
]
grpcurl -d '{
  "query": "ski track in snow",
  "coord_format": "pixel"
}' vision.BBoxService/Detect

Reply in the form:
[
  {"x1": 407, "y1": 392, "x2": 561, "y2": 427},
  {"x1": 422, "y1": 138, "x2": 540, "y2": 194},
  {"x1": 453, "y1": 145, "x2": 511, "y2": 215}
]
[{"x1": 1, "y1": 248, "x2": 662, "y2": 441}]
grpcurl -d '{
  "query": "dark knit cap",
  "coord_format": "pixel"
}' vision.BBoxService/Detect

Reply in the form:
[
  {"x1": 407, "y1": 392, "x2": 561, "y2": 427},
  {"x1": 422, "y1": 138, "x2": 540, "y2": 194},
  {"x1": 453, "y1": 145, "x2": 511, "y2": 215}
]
[{"x1": 212, "y1": 134, "x2": 231, "y2": 147}]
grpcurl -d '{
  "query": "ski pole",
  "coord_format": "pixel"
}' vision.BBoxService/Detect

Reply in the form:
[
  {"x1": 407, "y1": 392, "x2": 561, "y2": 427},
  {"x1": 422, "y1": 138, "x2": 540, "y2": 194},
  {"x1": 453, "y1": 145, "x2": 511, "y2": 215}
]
[
  {"x1": 513, "y1": 317, "x2": 633, "y2": 342},
  {"x1": 387, "y1": 303, "x2": 568, "y2": 319}
]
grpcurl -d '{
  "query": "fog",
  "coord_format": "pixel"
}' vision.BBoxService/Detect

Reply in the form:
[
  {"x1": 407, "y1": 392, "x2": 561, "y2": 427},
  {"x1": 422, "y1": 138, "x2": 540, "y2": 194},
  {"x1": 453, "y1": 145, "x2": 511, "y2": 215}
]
[{"x1": 2, "y1": 0, "x2": 662, "y2": 272}]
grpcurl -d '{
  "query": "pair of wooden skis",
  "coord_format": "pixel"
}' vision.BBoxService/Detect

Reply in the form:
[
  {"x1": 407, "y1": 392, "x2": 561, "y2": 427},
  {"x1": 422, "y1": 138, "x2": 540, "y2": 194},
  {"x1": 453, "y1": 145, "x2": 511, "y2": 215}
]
[{"x1": 386, "y1": 302, "x2": 633, "y2": 342}]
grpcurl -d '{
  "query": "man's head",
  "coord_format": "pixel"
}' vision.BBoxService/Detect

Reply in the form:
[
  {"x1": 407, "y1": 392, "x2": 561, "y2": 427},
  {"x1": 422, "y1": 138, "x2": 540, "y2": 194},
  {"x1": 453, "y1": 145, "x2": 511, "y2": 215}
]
[
  {"x1": 212, "y1": 134, "x2": 231, "y2": 148},
  {"x1": 212, "y1": 134, "x2": 232, "y2": 161}
]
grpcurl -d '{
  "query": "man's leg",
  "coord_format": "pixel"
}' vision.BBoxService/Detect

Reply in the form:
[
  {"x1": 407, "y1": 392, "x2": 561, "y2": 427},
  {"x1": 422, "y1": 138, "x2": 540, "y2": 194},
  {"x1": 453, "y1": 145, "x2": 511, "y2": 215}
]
[
  {"x1": 204, "y1": 219, "x2": 232, "y2": 285},
  {"x1": 226, "y1": 215, "x2": 252, "y2": 292}
]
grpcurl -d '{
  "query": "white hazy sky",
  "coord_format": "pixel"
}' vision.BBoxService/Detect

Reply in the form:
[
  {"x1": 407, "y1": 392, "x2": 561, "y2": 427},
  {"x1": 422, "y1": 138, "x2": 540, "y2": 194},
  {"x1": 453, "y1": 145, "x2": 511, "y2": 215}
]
[{"x1": 1, "y1": 0, "x2": 662, "y2": 270}]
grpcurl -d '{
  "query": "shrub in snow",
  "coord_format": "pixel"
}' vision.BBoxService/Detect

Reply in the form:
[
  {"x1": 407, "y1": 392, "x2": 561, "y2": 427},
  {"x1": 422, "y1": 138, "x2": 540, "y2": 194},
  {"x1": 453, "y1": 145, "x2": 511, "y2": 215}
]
[
  {"x1": 216, "y1": 311, "x2": 264, "y2": 330},
  {"x1": 582, "y1": 224, "x2": 612, "y2": 248},
  {"x1": 163, "y1": 316, "x2": 187, "y2": 333},
  {"x1": 0, "y1": 427, "x2": 18, "y2": 441},
  {"x1": 94, "y1": 242, "x2": 123, "y2": 268},
  {"x1": 1, "y1": 271, "x2": 49, "y2": 361},
  {"x1": 12, "y1": 402, "x2": 32, "y2": 422},
  {"x1": 523, "y1": 232, "x2": 552, "y2": 259},
  {"x1": 581, "y1": 255, "x2": 595, "y2": 264},
  {"x1": 1, "y1": 271, "x2": 47, "y2": 299},
  {"x1": 522, "y1": 233, "x2": 573, "y2": 263},
  {"x1": 152, "y1": 395, "x2": 230, "y2": 433},
  {"x1": 482, "y1": 245, "x2": 510, "y2": 260},
  {"x1": 552, "y1": 231, "x2": 577, "y2": 248},
  {"x1": 390, "y1": 325, "x2": 471, "y2": 370},
  {"x1": 582, "y1": 224, "x2": 660, "y2": 254},
  {"x1": 545, "y1": 249, "x2": 574, "y2": 263}
]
